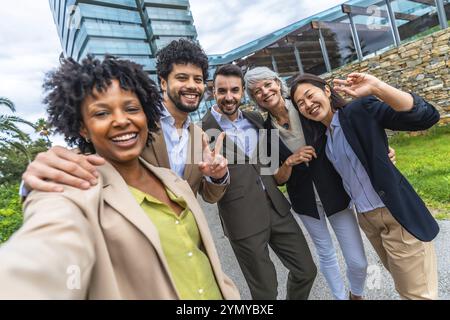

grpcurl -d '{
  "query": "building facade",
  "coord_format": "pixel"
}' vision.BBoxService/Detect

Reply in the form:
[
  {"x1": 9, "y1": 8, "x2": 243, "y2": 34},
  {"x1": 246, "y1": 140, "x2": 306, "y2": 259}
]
[
  {"x1": 49, "y1": 0, "x2": 198, "y2": 82},
  {"x1": 209, "y1": 0, "x2": 449, "y2": 79}
]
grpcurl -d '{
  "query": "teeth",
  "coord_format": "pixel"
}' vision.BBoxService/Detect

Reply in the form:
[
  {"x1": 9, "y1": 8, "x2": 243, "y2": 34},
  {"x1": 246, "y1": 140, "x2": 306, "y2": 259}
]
[
  {"x1": 183, "y1": 94, "x2": 197, "y2": 99},
  {"x1": 310, "y1": 106, "x2": 319, "y2": 114},
  {"x1": 112, "y1": 133, "x2": 137, "y2": 142},
  {"x1": 264, "y1": 95, "x2": 274, "y2": 102}
]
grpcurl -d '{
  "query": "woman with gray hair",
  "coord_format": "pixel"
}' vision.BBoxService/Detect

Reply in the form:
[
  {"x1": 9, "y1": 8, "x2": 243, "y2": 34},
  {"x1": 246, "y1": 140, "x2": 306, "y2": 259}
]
[{"x1": 244, "y1": 67, "x2": 395, "y2": 300}]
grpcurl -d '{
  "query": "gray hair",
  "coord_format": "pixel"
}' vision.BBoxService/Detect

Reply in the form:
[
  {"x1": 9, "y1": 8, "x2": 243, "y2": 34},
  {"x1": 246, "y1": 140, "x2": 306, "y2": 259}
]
[{"x1": 244, "y1": 67, "x2": 289, "y2": 102}]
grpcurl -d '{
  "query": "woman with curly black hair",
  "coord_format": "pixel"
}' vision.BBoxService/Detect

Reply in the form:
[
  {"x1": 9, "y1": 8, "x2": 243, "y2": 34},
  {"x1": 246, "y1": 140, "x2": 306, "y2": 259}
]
[
  {"x1": 0, "y1": 55, "x2": 240, "y2": 300},
  {"x1": 22, "y1": 39, "x2": 228, "y2": 205},
  {"x1": 43, "y1": 54, "x2": 162, "y2": 154}
]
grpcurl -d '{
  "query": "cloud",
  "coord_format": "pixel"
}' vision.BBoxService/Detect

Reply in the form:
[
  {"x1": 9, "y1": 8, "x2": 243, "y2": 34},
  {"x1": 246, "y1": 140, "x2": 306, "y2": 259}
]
[
  {"x1": 0, "y1": 0, "x2": 61, "y2": 129},
  {"x1": 190, "y1": 0, "x2": 347, "y2": 54}
]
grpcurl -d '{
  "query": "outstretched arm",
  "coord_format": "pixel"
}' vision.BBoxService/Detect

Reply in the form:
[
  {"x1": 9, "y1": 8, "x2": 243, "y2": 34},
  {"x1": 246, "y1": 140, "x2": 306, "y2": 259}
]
[
  {"x1": 334, "y1": 73, "x2": 440, "y2": 131},
  {"x1": 333, "y1": 73, "x2": 414, "y2": 111},
  {"x1": 0, "y1": 192, "x2": 95, "y2": 299}
]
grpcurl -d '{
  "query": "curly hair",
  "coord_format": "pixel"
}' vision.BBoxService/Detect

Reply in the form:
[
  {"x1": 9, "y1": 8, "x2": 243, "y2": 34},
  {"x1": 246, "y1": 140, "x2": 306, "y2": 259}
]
[
  {"x1": 156, "y1": 39, "x2": 209, "y2": 83},
  {"x1": 43, "y1": 55, "x2": 163, "y2": 153}
]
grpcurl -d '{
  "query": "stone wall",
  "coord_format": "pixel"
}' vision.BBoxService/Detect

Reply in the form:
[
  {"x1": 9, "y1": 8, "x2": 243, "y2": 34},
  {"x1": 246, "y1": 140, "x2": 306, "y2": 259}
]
[{"x1": 322, "y1": 29, "x2": 450, "y2": 125}]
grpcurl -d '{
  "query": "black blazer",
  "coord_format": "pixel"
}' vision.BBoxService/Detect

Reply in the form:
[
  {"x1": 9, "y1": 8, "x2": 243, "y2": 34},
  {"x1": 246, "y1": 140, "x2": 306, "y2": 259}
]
[
  {"x1": 334, "y1": 94, "x2": 440, "y2": 241},
  {"x1": 264, "y1": 105, "x2": 351, "y2": 219},
  {"x1": 202, "y1": 110, "x2": 291, "y2": 240}
]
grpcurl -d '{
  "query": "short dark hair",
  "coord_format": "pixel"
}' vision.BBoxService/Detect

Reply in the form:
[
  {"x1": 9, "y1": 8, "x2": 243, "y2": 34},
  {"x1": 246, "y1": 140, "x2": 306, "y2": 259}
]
[
  {"x1": 43, "y1": 55, "x2": 163, "y2": 153},
  {"x1": 213, "y1": 64, "x2": 244, "y2": 87},
  {"x1": 156, "y1": 39, "x2": 209, "y2": 83}
]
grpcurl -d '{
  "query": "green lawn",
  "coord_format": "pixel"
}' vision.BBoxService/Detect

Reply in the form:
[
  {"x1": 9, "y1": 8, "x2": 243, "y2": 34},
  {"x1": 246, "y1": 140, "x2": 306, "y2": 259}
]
[
  {"x1": 278, "y1": 125, "x2": 450, "y2": 219},
  {"x1": 389, "y1": 125, "x2": 450, "y2": 219},
  {"x1": 401, "y1": 20, "x2": 450, "y2": 43}
]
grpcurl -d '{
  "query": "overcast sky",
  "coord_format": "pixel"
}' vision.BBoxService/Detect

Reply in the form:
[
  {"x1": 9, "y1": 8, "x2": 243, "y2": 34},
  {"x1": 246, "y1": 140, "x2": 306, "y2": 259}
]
[{"x1": 0, "y1": 0, "x2": 346, "y2": 143}]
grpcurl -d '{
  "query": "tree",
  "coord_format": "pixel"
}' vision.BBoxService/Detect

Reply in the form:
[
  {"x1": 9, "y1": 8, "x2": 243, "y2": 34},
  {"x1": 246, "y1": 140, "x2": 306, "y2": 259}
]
[
  {"x1": 0, "y1": 97, "x2": 36, "y2": 163},
  {"x1": 0, "y1": 138, "x2": 50, "y2": 185},
  {"x1": 343, "y1": 36, "x2": 369, "y2": 65},
  {"x1": 34, "y1": 118, "x2": 53, "y2": 146}
]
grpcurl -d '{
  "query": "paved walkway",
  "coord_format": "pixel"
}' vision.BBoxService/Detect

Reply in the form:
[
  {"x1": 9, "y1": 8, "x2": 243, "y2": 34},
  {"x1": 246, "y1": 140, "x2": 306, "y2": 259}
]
[{"x1": 199, "y1": 198, "x2": 450, "y2": 300}]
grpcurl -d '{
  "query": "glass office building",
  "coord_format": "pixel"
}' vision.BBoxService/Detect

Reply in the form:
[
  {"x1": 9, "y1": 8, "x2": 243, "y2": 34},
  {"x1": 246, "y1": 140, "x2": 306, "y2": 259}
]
[
  {"x1": 49, "y1": 0, "x2": 198, "y2": 82},
  {"x1": 49, "y1": 1, "x2": 448, "y2": 122},
  {"x1": 187, "y1": 0, "x2": 450, "y2": 122},
  {"x1": 209, "y1": 0, "x2": 449, "y2": 78}
]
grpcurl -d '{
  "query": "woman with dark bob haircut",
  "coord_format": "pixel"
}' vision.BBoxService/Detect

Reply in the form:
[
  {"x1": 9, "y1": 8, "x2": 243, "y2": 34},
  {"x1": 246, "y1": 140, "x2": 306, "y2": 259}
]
[
  {"x1": 0, "y1": 55, "x2": 239, "y2": 300},
  {"x1": 290, "y1": 72, "x2": 440, "y2": 300}
]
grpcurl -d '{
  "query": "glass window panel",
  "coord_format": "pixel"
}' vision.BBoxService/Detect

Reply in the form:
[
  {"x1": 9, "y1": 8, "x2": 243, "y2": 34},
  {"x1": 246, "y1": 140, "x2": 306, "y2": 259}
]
[
  {"x1": 319, "y1": 21, "x2": 357, "y2": 68},
  {"x1": 348, "y1": 2, "x2": 396, "y2": 58},
  {"x1": 393, "y1": 0, "x2": 443, "y2": 42},
  {"x1": 297, "y1": 29, "x2": 328, "y2": 75}
]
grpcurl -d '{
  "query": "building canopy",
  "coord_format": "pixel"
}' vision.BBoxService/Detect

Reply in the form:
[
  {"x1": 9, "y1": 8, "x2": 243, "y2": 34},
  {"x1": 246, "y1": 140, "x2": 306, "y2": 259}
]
[{"x1": 208, "y1": 0, "x2": 449, "y2": 78}]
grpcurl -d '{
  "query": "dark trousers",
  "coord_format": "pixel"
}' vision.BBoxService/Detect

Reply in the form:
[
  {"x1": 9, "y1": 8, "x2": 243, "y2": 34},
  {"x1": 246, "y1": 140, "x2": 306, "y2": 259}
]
[{"x1": 229, "y1": 196, "x2": 317, "y2": 300}]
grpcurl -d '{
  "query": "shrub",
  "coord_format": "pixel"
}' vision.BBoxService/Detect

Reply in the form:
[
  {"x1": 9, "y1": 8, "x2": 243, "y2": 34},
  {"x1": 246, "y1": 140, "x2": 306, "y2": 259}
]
[{"x1": 0, "y1": 184, "x2": 23, "y2": 243}]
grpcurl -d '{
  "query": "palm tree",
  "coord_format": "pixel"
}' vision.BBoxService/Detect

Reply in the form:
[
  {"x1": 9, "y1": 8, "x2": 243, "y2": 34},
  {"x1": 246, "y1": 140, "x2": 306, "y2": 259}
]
[
  {"x1": 34, "y1": 118, "x2": 53, "y2": 146},
  {"x1": 0, "y1": 97, "x2": 36, "y2": 162},
  {"x1": 0, "y1": 97, "x2": 15, "y2": 111}
]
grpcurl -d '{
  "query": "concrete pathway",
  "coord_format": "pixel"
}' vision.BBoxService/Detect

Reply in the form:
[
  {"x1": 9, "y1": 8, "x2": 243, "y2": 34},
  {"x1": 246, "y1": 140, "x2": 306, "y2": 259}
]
[{"x1": 199, "y1": 198, "x2": 450, "y2": 300}]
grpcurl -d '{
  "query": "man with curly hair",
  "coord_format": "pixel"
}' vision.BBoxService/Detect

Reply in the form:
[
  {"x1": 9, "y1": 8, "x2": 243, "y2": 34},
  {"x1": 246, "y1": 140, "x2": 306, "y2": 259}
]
[{"x1": 21, "y1": 39, "x2": 229, "y2": 203}]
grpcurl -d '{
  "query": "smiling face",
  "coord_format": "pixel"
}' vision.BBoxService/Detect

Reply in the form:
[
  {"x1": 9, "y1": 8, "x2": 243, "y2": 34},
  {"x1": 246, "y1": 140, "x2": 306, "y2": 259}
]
[
  {"x1": 250, "y1": 79, "x2": 282, "y2": 111},
  {"x1": 160, "y1": 63, "x2": 205, "y2": 114},
  {"x1": 213, "y1": 74, "x2": 244, "y2": 119},
  {"x1": 293, "y1": 82, "x2": 332, "y2": 123},
  {"x1": 79, "y1": 79, "x2": 148, "y2": 166}
]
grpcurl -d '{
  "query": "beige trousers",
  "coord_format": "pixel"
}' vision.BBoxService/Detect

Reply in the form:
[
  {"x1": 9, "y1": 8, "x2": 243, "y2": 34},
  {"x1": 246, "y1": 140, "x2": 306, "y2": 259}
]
[{"x1": 357, "y1": 207, "x2": 438, "y2": 300}]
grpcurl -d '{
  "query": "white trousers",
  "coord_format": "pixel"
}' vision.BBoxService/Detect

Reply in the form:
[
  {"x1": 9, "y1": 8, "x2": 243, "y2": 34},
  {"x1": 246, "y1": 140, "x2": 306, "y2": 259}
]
[{"x1": 296, "y1": 205, "x2": 368, "y2": 299}]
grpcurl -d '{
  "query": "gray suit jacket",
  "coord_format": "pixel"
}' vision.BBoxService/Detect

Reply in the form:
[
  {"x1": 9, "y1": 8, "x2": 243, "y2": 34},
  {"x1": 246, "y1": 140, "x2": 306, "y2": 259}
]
[{"x1": 202, "y1": 110, "x2": 291, "y2": 240}]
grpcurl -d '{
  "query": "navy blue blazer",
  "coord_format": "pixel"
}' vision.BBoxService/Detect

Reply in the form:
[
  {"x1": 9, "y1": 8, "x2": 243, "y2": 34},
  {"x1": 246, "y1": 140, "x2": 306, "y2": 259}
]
[
  {"x1": 335, "y1": 94, "x2": 440, "y2": 241},
  {"x1": 264, "y1": 106, "x2": 351, "y2": 219}
]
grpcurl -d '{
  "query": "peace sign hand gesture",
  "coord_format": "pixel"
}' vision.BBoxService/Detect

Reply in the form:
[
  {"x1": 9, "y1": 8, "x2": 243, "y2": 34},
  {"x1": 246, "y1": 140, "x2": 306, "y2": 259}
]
[
  {"x1": 199, "y1": 132, "x2": 228, "y2": 180},
  {"x1": 333, "y1": 73, "x2": 384, "y2": 98}
]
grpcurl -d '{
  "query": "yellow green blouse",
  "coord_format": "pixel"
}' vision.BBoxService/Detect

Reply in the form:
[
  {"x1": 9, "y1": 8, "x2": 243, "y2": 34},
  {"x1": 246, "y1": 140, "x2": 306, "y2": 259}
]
[{"x1": 128, "y1": 186, "x2": 223, "y2": 300}]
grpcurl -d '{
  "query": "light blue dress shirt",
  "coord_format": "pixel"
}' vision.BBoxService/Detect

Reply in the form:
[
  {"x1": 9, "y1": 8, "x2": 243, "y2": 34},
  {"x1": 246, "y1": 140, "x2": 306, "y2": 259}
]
[
  {"x1": 160, "y1": 104, "x2": 229, "y2": 184},
  {"x1": 325, "y1": 110, "x2": 385, "y2": 214},
  {"x1": 160, "y1": 104, "x2": 191, "y2": 178},
  {"x1": 210, "y1": 106, "x2": 265, "y2": 189},
  {"x1": 211, "y1": 106, "x2": 258, "y2": 158}
]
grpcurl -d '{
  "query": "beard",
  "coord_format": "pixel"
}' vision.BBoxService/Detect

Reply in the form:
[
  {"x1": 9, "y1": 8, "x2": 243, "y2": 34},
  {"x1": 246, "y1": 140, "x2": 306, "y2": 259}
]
[
  {"x1": 218, "y1": 99, "x2": 240, "y2": 116},
  {"x1": 166, "y1": 83, "x2": 204, "y2": 114}
]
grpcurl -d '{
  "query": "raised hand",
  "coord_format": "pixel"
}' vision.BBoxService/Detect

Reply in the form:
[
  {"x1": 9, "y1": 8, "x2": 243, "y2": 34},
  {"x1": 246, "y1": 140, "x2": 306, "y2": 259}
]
[
  {"x1": 333, "y1": 73, "x2": 383, "y2": 98},
  {"x1": 284, "y1": 146, "x2": 317, "y2": 167},
  {"x1": 198, "y1": 132, "x2": 228, "y2": 180}
]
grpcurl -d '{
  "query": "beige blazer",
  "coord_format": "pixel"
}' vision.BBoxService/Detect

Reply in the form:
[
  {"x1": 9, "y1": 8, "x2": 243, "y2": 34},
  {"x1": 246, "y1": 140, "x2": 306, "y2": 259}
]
[
  {"x1": 141, "y1": 122, "x2": 227, "y2": 203},
  {"x1": 0, "y1": 160, "x2": 240, "y2": 300}
]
